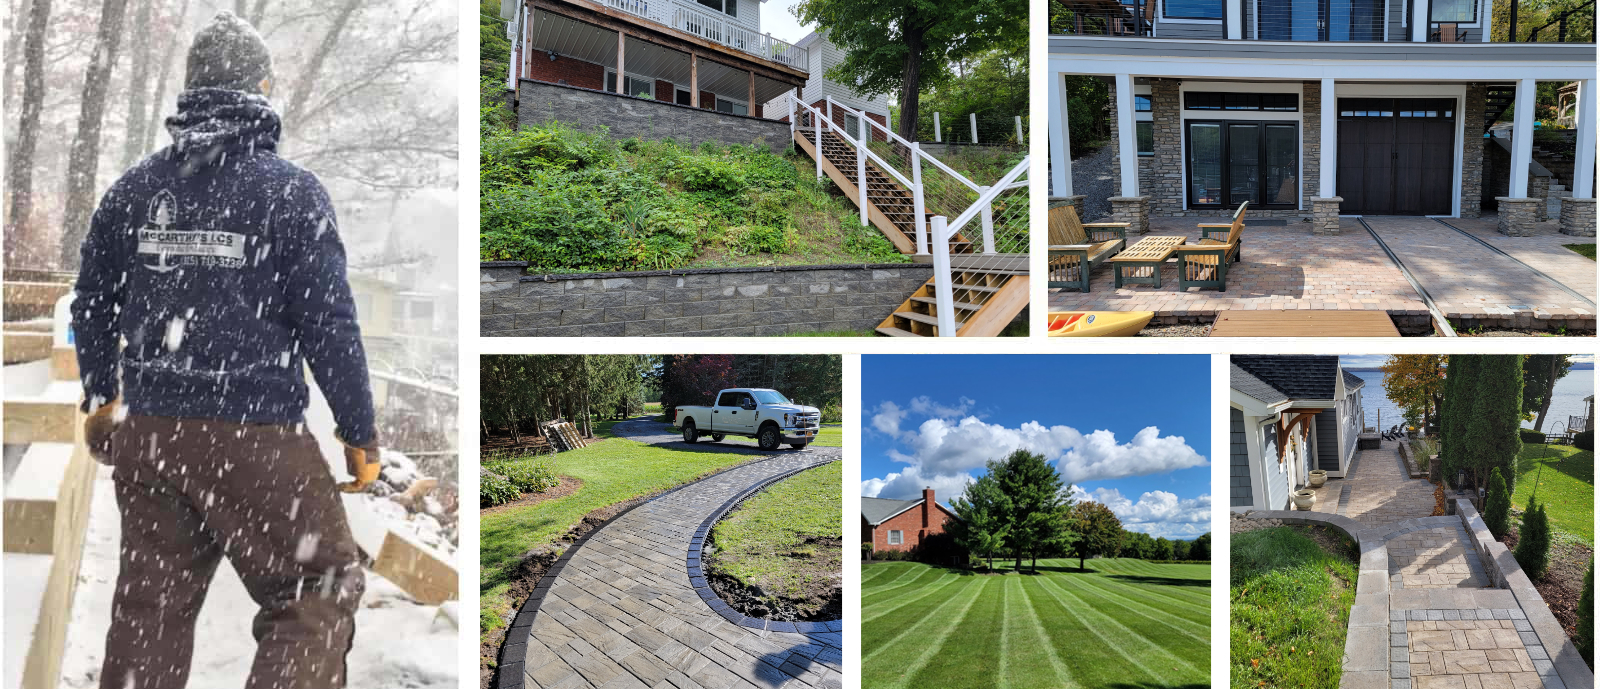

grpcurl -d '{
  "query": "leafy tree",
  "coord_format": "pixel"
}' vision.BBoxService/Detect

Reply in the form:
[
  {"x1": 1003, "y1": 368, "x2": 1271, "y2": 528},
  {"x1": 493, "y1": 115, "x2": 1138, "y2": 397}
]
[
  {"x1": 1068, "y1": 501, "x2": 1123, "y2": 571},
  {"x1": 995, "y1": 450, "x2": 1075, "y2": 573},
  {"x1": 657, "y1": 355, "x2": 738, "y2": 419},
  {"x1": 795, "y1": 0, "x2": 1026, "y2": 141},
  {"x1": 948, "y1": 464, "x2": 1011, "y2": 571},
  {"x1": 1465, "y1": 356, "x2": 1524, "y2": 493},
  {"x1": 480, "y1": 0, "x2": 512, "y2": 80},
  {"x1": 1172, "y1": 539, "x2": 1190, "y2": 561},
  {"x1": 1579, "y1": 560, "x2": 1594, "y2": 663},
  {"x1": 1189, "y1": 532, "x2": 1211, "y2": 561},
  {"x1": 903, "y1": 45, "x2": 1027, "y2": 144},
  {"x1": 1382, "y1": 355, "x2": 1448, "y2": 434},
  {"x1": 1522, "y1": 355, "x2": 1572, "y2": 433},
  {"x1": 1512, "y1": 496, "x2": 1551, "y2": 580},
  {"x1": 1154, "y1": 537, "x2": 1174, "y2": 561},
  {"x1": 1484, "y1": 467, "x2": 1511, "y2": 540},
  {"x1": 1440, "y1": 354, "x2": 1481, "y2": 486}
]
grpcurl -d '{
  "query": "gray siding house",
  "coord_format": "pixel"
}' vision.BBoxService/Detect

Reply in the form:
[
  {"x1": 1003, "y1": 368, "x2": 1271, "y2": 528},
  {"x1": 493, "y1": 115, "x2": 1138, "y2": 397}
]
[{"x1": 1229, "y1": 355, "x2": 1364, "y2": 512}]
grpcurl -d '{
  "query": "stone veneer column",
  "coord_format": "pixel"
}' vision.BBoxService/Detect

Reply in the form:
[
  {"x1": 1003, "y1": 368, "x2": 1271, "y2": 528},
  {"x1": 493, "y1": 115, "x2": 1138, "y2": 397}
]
[
  {"x1": 1460, "y1": 84, "x2": 1486, "y2": 218},
  {"x1": 1053, "y1": 195, "x2": 1087, "y2": 212},
  {"x1": 1110, "y1": 196, "x2": 1151, "y2": 234},
  {"x1": 1529, "y1": 174, "x2": 1550, "y2": 221},
  {"x1": 1301, "y1": 82, "x2": 1321, "y2": 214},
  {"x1": 1496, "y1": 197, "x2": 1540, "y2": 236},
  {"x1": 1559, "y1": 197, "x2": 1597, "y2": 236},
  {"x1": 1311, "y1": 197, "x2": 1342, "y2": 235},
  {"x1": 1108, "y1": 80, "x2": 1122, "y2": 195},
  {"x1": 1148, "y1": 79, "x2": 1183, "y2": 216}
]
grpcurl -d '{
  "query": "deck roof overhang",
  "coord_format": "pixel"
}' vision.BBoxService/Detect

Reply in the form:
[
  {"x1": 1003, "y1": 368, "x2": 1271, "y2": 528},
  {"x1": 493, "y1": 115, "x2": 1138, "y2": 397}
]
[
  {"x1": 528, "y1": 0, "x2": 807, "y2": 89},
  {"x1": 1047, "y1": 37, "x2": 1596, "y2": 81}
]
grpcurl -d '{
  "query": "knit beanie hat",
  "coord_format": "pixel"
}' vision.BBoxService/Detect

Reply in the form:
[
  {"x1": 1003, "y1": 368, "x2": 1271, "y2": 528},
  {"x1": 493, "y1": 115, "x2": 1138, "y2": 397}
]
[{"x1": 185, "y1": 11, "x2": 272, "y2": 93}]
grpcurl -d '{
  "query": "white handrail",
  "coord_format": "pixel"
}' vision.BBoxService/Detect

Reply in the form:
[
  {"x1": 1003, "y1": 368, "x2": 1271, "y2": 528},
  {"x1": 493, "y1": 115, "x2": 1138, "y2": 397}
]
[
  {"x1": 793, "y1": 95, "x2": 914, "y2": 190},
  {"x1": 928, "y1": 154, "x2": 1030, "y2": 337},
  {"x1": 828, "y1": 100, "x2": 985, "y2": 193}
]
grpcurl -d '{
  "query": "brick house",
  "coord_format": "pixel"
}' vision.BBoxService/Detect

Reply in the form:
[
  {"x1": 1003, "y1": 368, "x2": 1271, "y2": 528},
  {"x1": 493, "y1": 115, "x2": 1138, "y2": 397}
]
[{"x1": 861, "y1": 488, "x2": 957, "y2": 553}]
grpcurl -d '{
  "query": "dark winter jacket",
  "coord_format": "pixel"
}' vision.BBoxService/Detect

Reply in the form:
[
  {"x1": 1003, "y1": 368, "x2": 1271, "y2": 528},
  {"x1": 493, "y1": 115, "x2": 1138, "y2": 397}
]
[{"x1": 72, "y1": 88, "x2": 376, "y2": 447}]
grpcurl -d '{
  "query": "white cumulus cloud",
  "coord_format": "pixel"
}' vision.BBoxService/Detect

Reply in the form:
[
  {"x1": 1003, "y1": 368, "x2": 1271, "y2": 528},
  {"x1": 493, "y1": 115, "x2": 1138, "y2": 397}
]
[{"x1": 1079, "y1": 488, "x2": 1212, "y2": 539}]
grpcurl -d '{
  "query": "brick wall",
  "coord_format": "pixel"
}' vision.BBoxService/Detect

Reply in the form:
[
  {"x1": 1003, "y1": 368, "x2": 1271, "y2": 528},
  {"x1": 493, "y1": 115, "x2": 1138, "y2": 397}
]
[
  {"x1": 482, "y1": 261, "x2": 933, "y2": 336},
  {"x1": 867, "y1": 494, "x2": 953, "y2": 553},
  {"x1": 518, "y1": 79, "x2": 791, "y2": 152},
  {"x1": 525, "y1": 53, "x2": 605, "y2": 91}
]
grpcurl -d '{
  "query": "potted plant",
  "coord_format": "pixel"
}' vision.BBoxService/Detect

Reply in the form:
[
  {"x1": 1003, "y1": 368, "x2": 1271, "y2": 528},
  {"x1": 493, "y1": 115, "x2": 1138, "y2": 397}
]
[{"x1": 1291, "y1": 489, "x2": 1317, "y2": 510}]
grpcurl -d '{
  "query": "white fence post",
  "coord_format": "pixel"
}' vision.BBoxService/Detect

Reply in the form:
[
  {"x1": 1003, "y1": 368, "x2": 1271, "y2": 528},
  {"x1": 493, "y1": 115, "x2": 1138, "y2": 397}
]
[
  {"x1": 912, "y1": 142, "x2": 928, "y2": 256},
  {"x1": 970, "y1": 113, "x2": 978, "y2": 144},
  {"x1": 857, "y1": 114, "x2": 868, "y2": 227},
  {"x1": 930, "y1": 215, "x2": 956, "y2": 336},
  {"x1": 979, "y1": 186, "x2": 995, "y2": 255},
  {"x1": 789, "y1": 95, "x2": 795, "y2": 140},
  {"x1": 1015, "y1": 116, "x2": 1024, "y2": 144},
  {"x1": 933, "y1": 112, "x2": 942, "y2": 143}
]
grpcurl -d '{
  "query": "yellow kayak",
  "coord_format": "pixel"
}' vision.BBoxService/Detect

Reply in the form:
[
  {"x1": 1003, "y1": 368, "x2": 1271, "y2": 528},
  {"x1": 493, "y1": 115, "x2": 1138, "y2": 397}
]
[{"x1": 1048, "y1": 311, "x2": 1154, "y2": 337}]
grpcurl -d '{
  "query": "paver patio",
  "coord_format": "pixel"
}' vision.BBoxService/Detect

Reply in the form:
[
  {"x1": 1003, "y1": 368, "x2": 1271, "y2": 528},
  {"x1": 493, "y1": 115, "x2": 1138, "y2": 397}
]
[
  {"x1": 1306, "y1": 439, "x2": 1438, "y2": 527},
  {"x1": 499, "y1": 449, "x2": 843, "y2": 689},
  {"x1": 1444, "y1": 218, "x2": 1597, "y2": 308}
]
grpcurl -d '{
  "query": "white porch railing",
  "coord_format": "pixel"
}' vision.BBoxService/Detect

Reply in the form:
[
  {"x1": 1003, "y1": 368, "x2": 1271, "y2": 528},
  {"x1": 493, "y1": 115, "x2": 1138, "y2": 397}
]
[{"x1": 597, "y1": 0, "x2": 808, "y2": 71}]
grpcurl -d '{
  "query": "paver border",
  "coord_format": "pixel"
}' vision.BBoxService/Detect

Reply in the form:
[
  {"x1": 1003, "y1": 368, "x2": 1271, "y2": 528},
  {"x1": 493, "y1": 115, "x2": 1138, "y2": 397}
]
[
  {"x1": 493, "y1": 455, "x2": 785, "y2": 689},
  {"x1": 687, "y1": 458, "x2": 844, "y2": 635}
]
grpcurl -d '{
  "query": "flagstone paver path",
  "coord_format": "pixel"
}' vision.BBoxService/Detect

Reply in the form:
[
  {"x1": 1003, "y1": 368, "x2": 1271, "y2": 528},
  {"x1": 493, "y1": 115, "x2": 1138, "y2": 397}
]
[{"x1": 498, "y1": 421, "x2": 843, "y2": 689}]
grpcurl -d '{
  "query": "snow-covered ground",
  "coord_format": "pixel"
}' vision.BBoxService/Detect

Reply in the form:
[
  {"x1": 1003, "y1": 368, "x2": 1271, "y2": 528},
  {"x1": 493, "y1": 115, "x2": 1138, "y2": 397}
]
[{"x1": 5, "y1": 553, "x2": 53, "y2": 689}]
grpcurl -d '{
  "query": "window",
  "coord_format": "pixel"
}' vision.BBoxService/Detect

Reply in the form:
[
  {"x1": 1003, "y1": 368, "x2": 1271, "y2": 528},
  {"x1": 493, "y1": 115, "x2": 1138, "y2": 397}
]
[
  {"x1": 1338, "y1": 98, "x2": 1453, "y2": 119},
  {"x1": 675, "y1": 89, "x2": 692, "y2": 106},
  {"x1": 717, "y1": 392, "x2": 739, "y2": 407},
  {"x1": 1137, "y1": 121, "x2": 1154, "y2": 155},
  {"x1": 1187, "y1": 121, "x2": 1299, "y2": 208},
  {"x1": 1430, "y1": 0, "x2": 1475, "y2": 22},
  {"x1": 715, "y1": 98, "x2": 749, "y2": 116},
  {"x1": 888, "y1": 530, "x2": 903, "y2": 545},
  {"x1": 696, "y1": 0, "x2": 736, "y2": 17},
  {"x1": 1185, "y1": 92, "x2": 1298, "y2": 112},
  {"x1": 1257, "y1": 0, "x2": 1383, "y2": 39},
  {"x1": 605, "y1": 73, "x2": 653, "y2": 98},
  {"x1": 1134, "y1": 95, "x2": 1152, "y2": 112},
  {"x1": 1164, "y1": 0, "x2": 1223, "y2": 19}
]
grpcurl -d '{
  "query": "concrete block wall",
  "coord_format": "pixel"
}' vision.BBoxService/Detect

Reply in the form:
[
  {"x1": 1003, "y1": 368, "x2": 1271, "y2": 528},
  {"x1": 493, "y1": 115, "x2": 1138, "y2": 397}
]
[
  {"x1": 481, "y1": 262, "x2": 932, "y2": 336},
  {"x1": 517, "y1": 79, "x2": 791, "y2": 153}
]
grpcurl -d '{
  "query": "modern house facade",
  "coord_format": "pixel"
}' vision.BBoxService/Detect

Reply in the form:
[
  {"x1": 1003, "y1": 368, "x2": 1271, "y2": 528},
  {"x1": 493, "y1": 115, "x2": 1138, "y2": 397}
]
[
  {"x1": 1230, "y1": 355, "x2": 1365, "y2": 512},
  {"x1": 1047, "y1": 1, "x2": 1596, "y2": 237},
  {"x1": 861, "y1": 489, "x2": 957, "y2": 553}
]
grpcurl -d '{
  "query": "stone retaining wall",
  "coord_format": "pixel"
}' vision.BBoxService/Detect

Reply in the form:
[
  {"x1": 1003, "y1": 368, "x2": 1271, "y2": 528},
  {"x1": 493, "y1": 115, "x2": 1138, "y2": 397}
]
[
  {"x1": 516, "y1": 79, "x2": 791, "y2": 153},
  {"x1": 481, "y1": 261, "x2": 932, "y2": 337}
]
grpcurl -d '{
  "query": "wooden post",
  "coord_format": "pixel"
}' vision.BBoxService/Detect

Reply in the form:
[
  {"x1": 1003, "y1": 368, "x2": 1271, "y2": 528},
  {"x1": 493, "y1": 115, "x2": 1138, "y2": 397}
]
[
  {"x1": 748, "y1": 70, "x2": 755, "y2": 115},
  {"x1": 690, "y1": 54, "x2": 699, "y2": 107},
  {"x1": 615, "y1": 31, "x2": 626, "y2": 94}
]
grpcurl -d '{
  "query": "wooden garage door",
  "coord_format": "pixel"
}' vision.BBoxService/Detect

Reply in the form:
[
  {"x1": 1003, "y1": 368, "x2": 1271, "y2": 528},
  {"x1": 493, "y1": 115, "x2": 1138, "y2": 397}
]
[{"x1": 1336, "y1": 98, "x2": 1456, "y2": 215}]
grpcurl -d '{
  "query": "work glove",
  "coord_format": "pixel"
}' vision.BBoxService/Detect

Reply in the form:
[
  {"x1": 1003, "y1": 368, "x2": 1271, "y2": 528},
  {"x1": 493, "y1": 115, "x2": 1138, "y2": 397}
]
[
  {"x1": 84, "y1": 400, "x2": 121, "y2": 465},
  {"x1": 337, "y1": 443, "x2": 382, "y2": 493}
]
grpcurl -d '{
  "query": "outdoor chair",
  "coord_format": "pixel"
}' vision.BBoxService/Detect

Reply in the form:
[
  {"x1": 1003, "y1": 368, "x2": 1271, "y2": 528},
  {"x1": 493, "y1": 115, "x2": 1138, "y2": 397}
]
[
  {"x1": 1430, "y1": 23, "x2": 1468, "y2": 42},
  {"x1": 1172, "y1": 200, "x2": 1248, "y2": 292},
  {"x1": 1047, "y1": 204, "x2": 1128, "y2": 292}
]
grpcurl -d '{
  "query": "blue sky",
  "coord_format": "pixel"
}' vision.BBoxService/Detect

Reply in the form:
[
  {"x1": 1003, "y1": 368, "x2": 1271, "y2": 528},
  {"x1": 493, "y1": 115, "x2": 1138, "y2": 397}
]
[{"x1": 861, "y1": 355, "x2": 1212, "y2": 540}]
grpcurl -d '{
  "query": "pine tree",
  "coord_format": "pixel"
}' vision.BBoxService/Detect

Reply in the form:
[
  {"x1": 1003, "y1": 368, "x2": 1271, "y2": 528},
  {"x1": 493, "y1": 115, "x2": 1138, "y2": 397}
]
[
  {"x1": 1512, "y1": 496, "x2": 1551, "y2": 580},
  {"x1": 1483, "y1": 467, "x2": 1511, "y2": 540},
  {"x1": 1439, "y1": 355, "x2": 1479, "y2": 487},
  {"x1": 948, "y1": 462, "x2": 1011, "y2": 571},
  {"x1": 1467, "y1": 356, "x2": 1524, "y2": 493}
]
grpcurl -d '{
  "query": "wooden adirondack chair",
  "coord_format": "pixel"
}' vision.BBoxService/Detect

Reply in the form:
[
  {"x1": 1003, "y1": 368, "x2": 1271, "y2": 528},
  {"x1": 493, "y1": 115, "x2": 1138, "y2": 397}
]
[
  {"x1": 1047, "y1": 204, "x2": 1129, "y2": 292},
  {"x1": 1173, "y1": 201, "x2": 1248, "y2": 291}
]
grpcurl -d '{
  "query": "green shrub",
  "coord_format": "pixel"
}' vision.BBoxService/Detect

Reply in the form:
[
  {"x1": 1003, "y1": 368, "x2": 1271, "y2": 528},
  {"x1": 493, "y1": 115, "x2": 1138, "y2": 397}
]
[
  {"x1": 727, "y1": 224, "x2": 796, "y2": 255},
  {"x1": 872, "y1": 549, "x2": 914, "y2": 561},
  {"x1": 481, "y1": 470, "x2": 520, "y2": 508},
  {"x1": 1484, "y1": 467, "x2": 1511, "y2": 540},
  {"x1": 490, "y1": 459, "x2": 559, "y2": 493},
  {"x1": 681, "y1": 156, "x2": 747, "y2": 192},
  {"x1": 1579, "y1": 559, "x2": 1594, "y2": 663},
  {"x1": 1576, "y1": 429, "x2": 1593, "y2": 451},
  {"x1": 1513, "y1": 496, "x2": 1551, "y2": 580},
  {"x1": 1519, "y1": 428, "x2": 1546, "y2": 444}
]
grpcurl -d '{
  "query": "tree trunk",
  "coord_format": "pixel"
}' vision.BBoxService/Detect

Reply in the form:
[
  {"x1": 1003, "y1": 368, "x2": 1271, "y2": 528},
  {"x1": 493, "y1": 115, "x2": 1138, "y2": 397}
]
[
  {"x1": 3, "y1": 0, "x2": 34, "y2": 108},
  {"x1": 1533, "y1": 355, "x2": 1559, "y2": 432},
  {"x1": 120, "y1": 0, "x2": 155, "y2": 168},
  {"x1": 59, "y1": 0, "x2": 134, "y2": 270},
  {"x1": 894, "y1": 21, "x2": 925, "y2": 142},
  {"x1": 1079, "y1": 553, "x2": 1086, "y2": 571},
  {"x1": 142, "y1": 0, "x2": 188, "y2": 154},
  {"x1": 5, "y1": 0, "x2": 52, "y2": 269},
  {"x1": 280, "y1": 0, "x2": 363, "y2": 141}
]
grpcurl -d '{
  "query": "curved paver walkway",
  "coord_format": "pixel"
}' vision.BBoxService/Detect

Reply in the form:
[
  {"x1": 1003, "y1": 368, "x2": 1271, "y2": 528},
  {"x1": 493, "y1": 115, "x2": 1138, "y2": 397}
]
[{"x1": 498, "y1": 445, "x2": 843, "y2": 689}]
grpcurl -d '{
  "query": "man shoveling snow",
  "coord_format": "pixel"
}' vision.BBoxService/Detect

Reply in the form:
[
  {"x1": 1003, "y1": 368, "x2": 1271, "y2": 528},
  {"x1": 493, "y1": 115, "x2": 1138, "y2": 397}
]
[{"x1": 70, "y1": 11, "x2": 380, "y2": 689}]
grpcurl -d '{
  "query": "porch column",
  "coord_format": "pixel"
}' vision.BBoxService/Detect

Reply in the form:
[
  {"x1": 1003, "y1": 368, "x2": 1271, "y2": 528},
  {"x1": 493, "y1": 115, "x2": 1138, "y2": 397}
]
[
  {"x1": 1411, "y1": 0, "x2": 1428, "y2": 41},
  {"x1": 615, "y1": 32, "x2": 626, "y2": 94},
  {"x1": 748, "y1": 71, "x2": 755, "y2": 115},
  {"x1": 1560, "y1": 79, "x2": 1596, "y2": 236},
  {"x1": 1500, "y1": 78, "x2": 1540, "y2": 236},
  {"x1": 690, "y1": 55, "x2": 699, "y2": 107},
  {"x1": 1049, "y1": 72, "x2": 1072, "y2": 197},
  {"x1": 1110, "y1": 73, "x2": 1148, "y2": 233},
  {"x1": 1226, "y1": 0, "x2": 1243, "y2": 38},
  {"x1": 1312, "y1": 78, "x2": 1342, "y2": 235}
]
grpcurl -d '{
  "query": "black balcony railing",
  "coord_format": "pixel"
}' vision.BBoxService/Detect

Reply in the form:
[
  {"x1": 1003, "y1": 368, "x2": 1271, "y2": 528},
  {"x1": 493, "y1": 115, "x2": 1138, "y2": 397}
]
[{"x1": 1052, "y1": 0, "x2": 1154, "y2": 36}]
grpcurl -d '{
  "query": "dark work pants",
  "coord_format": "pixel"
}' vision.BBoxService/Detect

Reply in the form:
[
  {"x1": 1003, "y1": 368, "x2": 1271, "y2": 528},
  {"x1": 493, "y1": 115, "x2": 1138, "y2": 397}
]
[{"x1": 100, "y1": 415, "x2": 364, "y2": 689}]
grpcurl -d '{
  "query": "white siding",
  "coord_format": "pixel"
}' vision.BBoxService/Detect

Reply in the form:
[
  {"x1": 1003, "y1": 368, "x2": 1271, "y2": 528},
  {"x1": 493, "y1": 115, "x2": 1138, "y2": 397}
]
[{"x1": 762, "y1": 31, "x2": 892, "y2": 122}]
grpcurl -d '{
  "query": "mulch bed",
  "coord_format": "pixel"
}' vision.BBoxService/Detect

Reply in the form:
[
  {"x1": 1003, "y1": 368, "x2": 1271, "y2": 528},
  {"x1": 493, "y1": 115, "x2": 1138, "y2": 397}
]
[
  {"x1": 1431, "y1": 484, "x2": 1446, "y2": 517},
  {"x1": 1500, "y1": 523, "x2": 1592, "y2": 658},
  {"x1": 480, "y1": 475, "x2": 583, "y2": 516}
]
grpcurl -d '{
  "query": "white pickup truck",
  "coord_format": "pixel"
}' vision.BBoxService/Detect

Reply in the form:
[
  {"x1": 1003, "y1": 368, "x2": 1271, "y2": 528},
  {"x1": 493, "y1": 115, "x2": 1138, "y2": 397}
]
[{"x1": 673, "y1": 388, "x2": 822, "y2": 450}]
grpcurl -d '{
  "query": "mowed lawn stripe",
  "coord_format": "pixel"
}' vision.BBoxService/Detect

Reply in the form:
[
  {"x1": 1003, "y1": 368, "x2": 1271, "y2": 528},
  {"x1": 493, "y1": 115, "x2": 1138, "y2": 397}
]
[
  {"x1": 865, "y1": 577, "x2": 994, "y2": 689},
  {"x1": 1065, "y1": 575, "x2": 1210, "y2": 642},
  {"x1": 864, "y1": 566, "x2": 952, "y2": 602},
  {"x1": 1006, "y1": 576, "x2": 1077, "y2": 689},
  {"x1": 1048, "y1": 574, "x2": 1210, "y2": 668},
  {"x1": 862, "y1": 572, "x2": 963, "y2": 624},
  {"x1": 862, "y1": 572, "x2": 988, "y2": 661},
  {"x1": 1037, "y1": 576, "x2": 1204, "y2": 681},
  {"x1": 905, "y1": 577, "x2": 1007, "y2": 689},
  {"x1": 863, "y1": 562, "x2": 924, "y2": 591},
  {"x1": 1075, "y1": 575, "x2": 1210, "y2": 629},
  {"x1": 1024, "y1": 576, "x2": 1167, "y2": 687}
]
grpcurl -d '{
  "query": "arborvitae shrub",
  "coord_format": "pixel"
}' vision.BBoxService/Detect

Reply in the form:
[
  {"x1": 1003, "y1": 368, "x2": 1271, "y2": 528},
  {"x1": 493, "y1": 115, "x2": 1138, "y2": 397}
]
[
  {"x1": 1512, "y1": 497, "x2": 1551, "y2": 580},
  {"x1": 1484, "y1": 467, "x2": 1511, "y2": 540},
  {"x1": 1578, "y1": 559, "x2": 1595, "y2": 664},
  {"x1": 1576, "y1": 430, "x2": 1594, "y2": 451}
]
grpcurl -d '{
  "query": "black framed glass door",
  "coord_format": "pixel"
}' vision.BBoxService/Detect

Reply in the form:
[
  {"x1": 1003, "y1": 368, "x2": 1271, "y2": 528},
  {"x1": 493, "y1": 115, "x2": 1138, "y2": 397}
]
[
  {"x1": 1257, "y1": 0, "x2": 1384, "y2": 40},
  {"x1": 1186, "y1": 121, "x2": 1299, "y2": 209}
]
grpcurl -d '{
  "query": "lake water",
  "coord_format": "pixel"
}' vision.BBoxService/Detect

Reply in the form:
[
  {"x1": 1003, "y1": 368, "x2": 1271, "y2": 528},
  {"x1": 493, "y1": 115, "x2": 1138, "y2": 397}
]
[{"x1": 1352, "y1": 368, "x2": 1593, "y2": 434}]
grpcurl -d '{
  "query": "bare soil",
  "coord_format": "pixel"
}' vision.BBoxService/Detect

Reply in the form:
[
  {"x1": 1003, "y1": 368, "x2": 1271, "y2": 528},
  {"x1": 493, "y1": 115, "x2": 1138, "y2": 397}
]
[
  {"x1": 480, "y1": 475, "x2": 583, "y2": 516},
  {"x1": 706, "y1": 535, "x2": 844, "y2": 622},
  {"x1": 1501, "y1": 525, "x2": 1592, "y2": 658}
]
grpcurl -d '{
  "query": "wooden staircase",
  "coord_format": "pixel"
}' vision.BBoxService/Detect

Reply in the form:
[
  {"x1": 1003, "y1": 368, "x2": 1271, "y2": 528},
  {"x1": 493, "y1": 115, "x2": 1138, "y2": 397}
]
[
  {"x1": 793, "y1": 129, "x2": 972, "y2": 255},
  {"x1": 1484, "y1": 84, "x2": 1517, "y2": 134}
]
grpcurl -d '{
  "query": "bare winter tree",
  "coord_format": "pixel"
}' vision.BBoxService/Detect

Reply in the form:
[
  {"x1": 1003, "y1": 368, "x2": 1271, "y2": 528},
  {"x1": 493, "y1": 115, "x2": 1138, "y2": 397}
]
[
  {"x1": 58, "y1": 0, "x2": 132, "y2": 270},
  {"x1": 141, "y1": 0, "x2": 189, "y2": 154},
  {"x1": 118, "y1": 0, "x2": 155, "y2": 168},
  {"x1": 4, "y1": 0, "x2": 53, "y2": 268}
]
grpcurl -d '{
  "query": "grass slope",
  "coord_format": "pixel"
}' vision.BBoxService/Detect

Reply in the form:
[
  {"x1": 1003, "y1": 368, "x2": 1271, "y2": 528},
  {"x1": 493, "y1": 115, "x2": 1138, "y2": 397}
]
[
  {"x1": 861, "y1": 558, "x2": 1210, "y2": 689},
  {"x1": 1515, "y1": 444, "x2": 1594, "y2": 543},
  {"x1": 479, "y1": 437, "x2": 757, "y2": 636},
  {"x1": 706, "y1": 461, "x2": 842, "y2": 616},
  {"x1": 1231, "y1": 527, "x2": 1357, "y2": 689}
]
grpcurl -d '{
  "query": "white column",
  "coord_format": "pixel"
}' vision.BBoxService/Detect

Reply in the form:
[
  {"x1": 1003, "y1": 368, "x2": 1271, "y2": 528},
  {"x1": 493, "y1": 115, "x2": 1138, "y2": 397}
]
[
  {"x1": 912, "y1": 142, "x2": 928, "y2": 255},
  {"x1": 1114, "y1": 73, "x2": 1138, "y2": 197},
  {"x1": 1510, "y1": 78, "x2": 1536, "y2": 198},
  {"x1": 1411, "y1": 0, "x2": 1428, "y2": 42},
  {"x1": 1573, "y1": 80, "x2": 1595, "y2": 199},
  {"x1": 858, "y1": 115, "x2": 869, "y2": 226},
  {"x1": 1320, "y1": 78, "x2": 1337, "y2": 198},
  {"x1": 1049, "y1": 72, "x2": 1072, "y2": 197},
  {"x1": 1226, "y1": 0, "x2": 1244, "y2": 38},
  {"x1": 930, "y1": 215, "x2": 956, "y2": 336}
]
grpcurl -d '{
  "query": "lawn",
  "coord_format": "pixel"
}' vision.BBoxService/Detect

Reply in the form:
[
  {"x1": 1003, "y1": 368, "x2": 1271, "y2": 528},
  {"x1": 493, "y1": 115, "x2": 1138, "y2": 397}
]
[
  {"x1": 652, "y1": 423, "x2": 841, "y2": 447},
  {"x1": 706, "y1": 460, "x2": 842, "y2": 618},
  {"x1": 1514, "y1": 444, "x2": 1594, "y2": 543},
  {"x1": 1563, "y1": 243, "x2": 1596, "y2": 260},
  {"x1": 1231, "y1": 526, "x2": 1357, "y2": 689},
  {"x1": 479, "y1": 436, "x2": 758, "y2": 637},
  {"x1": 860, "y1": 558, "x2": 1210, "y2": 689}
]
